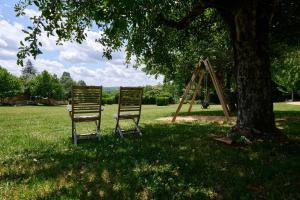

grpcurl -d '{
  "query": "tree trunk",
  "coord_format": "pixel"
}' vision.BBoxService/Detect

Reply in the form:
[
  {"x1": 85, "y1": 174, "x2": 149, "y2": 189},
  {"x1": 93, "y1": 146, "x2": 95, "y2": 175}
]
[{"x1": 229, "y1": 1, "x2": 277, "y2": 136}]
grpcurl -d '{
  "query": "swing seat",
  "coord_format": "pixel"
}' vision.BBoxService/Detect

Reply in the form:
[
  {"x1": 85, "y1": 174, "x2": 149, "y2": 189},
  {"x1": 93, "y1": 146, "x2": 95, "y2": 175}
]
[{"x1": 201, "y1": 101, "x2": 210, "y2": 109}]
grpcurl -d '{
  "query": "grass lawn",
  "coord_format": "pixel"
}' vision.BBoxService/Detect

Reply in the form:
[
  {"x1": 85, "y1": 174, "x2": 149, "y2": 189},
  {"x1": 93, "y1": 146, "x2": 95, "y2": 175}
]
[{"x1": 0, "y1": 103, "x2": 299, "y2": 199}]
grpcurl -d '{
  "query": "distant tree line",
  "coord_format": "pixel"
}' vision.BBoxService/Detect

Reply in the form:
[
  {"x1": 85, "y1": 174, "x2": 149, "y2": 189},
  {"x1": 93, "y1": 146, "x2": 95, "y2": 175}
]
[
  {"x1": 1, "y1": 59, "x2": 298, "y2": 106},
  {"x1": 0, "y1": 60, "x2": 86, "y2": 104},
  {"x1": 0, "y1": 60, "x2": 178, "y2": 106},
  {"x1": 102, "y1": 84, "x2": 176, "y2": 106}
]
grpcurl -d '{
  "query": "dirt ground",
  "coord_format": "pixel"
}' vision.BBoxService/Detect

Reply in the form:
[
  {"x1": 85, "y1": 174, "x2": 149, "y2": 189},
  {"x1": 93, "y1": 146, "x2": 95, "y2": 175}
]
[
  {"x1": 287, "y1": 101, "x2": 300, "y2": 105},
  {"x1": 157, "y1": 115, "x2": 236, "y2": 124}
]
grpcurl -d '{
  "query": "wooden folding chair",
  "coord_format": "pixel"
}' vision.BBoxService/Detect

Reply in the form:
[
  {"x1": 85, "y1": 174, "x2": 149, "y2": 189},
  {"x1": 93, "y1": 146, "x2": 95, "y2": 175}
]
[
  {"x1": 114, "y1": 87, "x2": 143, "y2": 137},
  {"x1": 68, "y1": 86, "x2": 102, "y2": 144}
]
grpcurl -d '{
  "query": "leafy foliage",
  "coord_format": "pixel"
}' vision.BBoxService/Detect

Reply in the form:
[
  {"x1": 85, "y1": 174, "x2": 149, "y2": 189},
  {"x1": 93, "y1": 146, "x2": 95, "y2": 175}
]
[
  {"x1": 143, "y1": 85, "x2": 175, "y2": 105},
  {"x1": 31, "y1": 70, "x2": 64, "y2": 100},
  {"x1": 0, "y1": 67, "x2": 21, "y2": 102},
  {"x1": 77, "y1": 80, "x2": 86, "y2": 86},
  {"x1": 60, "y1": 71, "x2": 76, "y2": 99},
  {"x1": 14, "y1": 1, "x2": 231, "y2": 71},
  {"x1": 20, "y1": 59, "x2": 37, "y2": 95},
  {"x1": 269, "y1": 0, "x2": 300, "y2": 100},
  {"x1": 272, "y1": 45, "x2": 300, "y2": 99},
  {"x1": 156, "y1": 96, "x2": 169, "y2": 106}
]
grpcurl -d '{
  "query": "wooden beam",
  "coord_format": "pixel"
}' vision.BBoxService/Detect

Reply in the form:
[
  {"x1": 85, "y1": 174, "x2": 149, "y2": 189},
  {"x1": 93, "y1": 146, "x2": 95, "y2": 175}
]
[
  {"x1": 172, "y1": 67, "x2": 200, "y2": 122},
  {"x1": 204, "y1": 59, "x2": 230, "y2": 121},
  {"x1": 188, "y1": 71, "x2": 204, "y2": 113}
]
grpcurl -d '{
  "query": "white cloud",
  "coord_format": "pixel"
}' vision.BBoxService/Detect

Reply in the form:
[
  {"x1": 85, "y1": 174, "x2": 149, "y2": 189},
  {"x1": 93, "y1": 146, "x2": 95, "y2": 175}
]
[
  {"x1": 0, "y1": 38, "x2": 8, "y2": 47},
  {"x1": 0, "y1": 20, "x2": 24, "y2": 44},
  {"x1": 0, "y1": 17, "x2": 163, "y2": 86},
  {"x1": 67, "y1": 63, "x2": 163, "y2": 86},
  {"x1": 56, "y1": 30, "x2": 105, "y2": 64},
  {"x1": 0, "y1": 49, "x2": 16, "y2": 59},
  {"x1": 0, "y1": 59, "x2": 22, "y2": 76}
]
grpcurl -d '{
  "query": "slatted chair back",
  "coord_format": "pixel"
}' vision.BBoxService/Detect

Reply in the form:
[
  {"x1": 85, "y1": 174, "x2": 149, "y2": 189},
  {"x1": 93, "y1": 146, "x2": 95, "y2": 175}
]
[
  {"x1": 118, "y1": 87, "x2": 143, "y2": 116},
  {"x1": 71, "y1": 86, "x2": 102, "y2": 118}
]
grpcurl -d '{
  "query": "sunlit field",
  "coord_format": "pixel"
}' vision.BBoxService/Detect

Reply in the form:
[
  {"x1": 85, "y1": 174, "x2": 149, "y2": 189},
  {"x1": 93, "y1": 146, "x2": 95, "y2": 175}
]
[{"x1": 0, "y1": 103, "x2": 299, "y2": 199}]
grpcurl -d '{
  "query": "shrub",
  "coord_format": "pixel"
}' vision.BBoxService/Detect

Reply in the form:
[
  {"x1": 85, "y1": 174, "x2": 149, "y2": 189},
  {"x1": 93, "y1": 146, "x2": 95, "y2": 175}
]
[
  {"x1": 143, "y1": 96, "x2": 156, "y2": 104},
  {"x1": 156, "y1": 96, "x2": 169, "y2": 106},
  {"x1": 102, "y1": 97, "x2": 114, "y2": 105}
]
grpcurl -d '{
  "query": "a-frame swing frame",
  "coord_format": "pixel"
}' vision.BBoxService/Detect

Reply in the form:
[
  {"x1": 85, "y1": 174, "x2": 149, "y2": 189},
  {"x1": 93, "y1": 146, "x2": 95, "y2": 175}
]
[{"x1": 172, "y1": 59, "x2": 230, "y2": 122}]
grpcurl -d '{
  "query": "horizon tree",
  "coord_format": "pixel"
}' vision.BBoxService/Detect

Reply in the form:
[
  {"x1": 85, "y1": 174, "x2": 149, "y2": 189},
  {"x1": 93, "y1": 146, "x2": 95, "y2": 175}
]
[
  {"x1": 20, "y1": 59, "x2": 37, "y2": 96},
  {"x1": 21, "y1": 59, "x2": 37, "y2": 75},
  {"x1": 60, "y1": 72, "x2": 75, "y2": 99},
  {"x1": 31, "y1": 70, "x2": 64, "y2": 100},
  {"x1": 77, "y1": 80, "x2": 87, "y2": 86}
]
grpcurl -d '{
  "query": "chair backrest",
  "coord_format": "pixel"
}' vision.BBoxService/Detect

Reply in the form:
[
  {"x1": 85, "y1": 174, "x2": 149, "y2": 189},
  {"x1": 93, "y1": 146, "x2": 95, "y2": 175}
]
[
  {"x1": 71, "y1": 86, "x2": 102, "y2": 118},
  {"x1": 118, "y1": 87, "x2": 143, "y2": 115}
]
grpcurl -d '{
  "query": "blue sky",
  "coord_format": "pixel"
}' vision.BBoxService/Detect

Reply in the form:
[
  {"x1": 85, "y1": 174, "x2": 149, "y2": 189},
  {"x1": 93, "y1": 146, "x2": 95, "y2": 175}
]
[{"x1": 0, "y1": 0, "x2": 163, "y2": 86}]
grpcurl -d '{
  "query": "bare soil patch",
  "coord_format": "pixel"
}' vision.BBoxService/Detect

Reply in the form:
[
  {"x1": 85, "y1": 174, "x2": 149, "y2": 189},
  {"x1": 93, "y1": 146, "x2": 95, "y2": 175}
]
[
  {"x1": 157, "y1": 115, "x2": 236, "y2": 124},
  {"x1": 286, "y1": 101, "x2": 300, "y2": 105}
]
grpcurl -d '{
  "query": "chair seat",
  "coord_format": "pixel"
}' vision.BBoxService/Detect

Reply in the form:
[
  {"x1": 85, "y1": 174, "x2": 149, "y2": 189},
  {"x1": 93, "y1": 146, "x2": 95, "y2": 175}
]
[
  {"x1": 114, "y1": 113, "x2": 140, "y2": 119},
  {"x1": 74, "y1": 115, "x2": 99, "y2": 122}
]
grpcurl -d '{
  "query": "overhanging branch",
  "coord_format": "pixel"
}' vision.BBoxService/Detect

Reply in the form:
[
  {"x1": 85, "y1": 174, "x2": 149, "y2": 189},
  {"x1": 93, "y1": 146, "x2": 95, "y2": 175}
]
[{"x1": 158, "y1": 2, "x2": 208, "y2": 30}]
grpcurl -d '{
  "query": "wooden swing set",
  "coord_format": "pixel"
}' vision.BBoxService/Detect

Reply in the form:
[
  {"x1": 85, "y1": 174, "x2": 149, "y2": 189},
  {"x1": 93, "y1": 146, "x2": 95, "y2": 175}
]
[{"x1": 172, "y1": 59, "x2": 230, "y2": 122}]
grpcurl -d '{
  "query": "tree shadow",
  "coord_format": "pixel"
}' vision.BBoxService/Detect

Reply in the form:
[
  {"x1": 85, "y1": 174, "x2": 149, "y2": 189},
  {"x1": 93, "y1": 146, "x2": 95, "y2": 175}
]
[
  {"x1": 1, "y1": 121, "x2": 300, "y2": 199},
  {"x1": 274, "y1": 110, "x2": 300, "y2": 118}
]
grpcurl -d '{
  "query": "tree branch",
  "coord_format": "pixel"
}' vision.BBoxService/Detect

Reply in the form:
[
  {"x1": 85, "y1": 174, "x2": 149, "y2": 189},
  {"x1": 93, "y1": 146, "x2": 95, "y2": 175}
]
[{"x1": 158, "y1": 2, "x2": 208, "y2": 30}]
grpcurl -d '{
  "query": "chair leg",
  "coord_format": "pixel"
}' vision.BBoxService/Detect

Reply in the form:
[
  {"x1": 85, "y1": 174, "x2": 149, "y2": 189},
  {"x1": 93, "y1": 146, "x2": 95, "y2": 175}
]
[
  {"x1": 115, "y1": 117, "x2": 124, "y2": 138},
  {"x1": 114, "y1": 119, "x2": 119, "y2": 135},
  {"x1": 73, "y1": 122, "x2": 77, "y2": 145},
  {"x1": 132, "y1": 118, "x2": 142, "y2": 136},
  {"x1": 71, "y1": 121, "x2": 74, "y2": 142},
  {"x1": 115, "y1": 118, "x2": 123, "y2": 138},
  {"x1": 117, "y1": 124, "x2": 124, "y2": 138},
  {"x1": 95, "y1": 120, "x2": 101, "y2": 140}
]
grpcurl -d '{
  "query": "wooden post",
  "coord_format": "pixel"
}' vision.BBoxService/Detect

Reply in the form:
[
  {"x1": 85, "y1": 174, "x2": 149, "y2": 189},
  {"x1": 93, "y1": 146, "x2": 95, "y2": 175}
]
[
  {"x1": 188, "y1": 71, "x2": 204, "y2": 113},
  {"x1": 204, "y1": 59, "x2": 230, "y2": 121},
  {"x1": 172, "y1": 67, "x2": 199, "y2": 122}
]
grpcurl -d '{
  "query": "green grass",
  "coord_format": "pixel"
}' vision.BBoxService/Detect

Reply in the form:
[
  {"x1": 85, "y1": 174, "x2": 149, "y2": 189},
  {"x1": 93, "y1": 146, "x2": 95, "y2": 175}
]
[{"x1": 0, "y1": 103, "x2": 299, "y2": 199}]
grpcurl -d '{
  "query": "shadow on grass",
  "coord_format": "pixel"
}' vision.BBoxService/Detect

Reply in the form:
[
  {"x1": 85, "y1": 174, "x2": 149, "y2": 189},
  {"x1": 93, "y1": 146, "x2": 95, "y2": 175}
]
[
  {"x1": 1, "y1": 122, "x2": 300, "y2": 199},
  {"x1": 274, "y1": 110, "x2": 300, "y2": 118}
]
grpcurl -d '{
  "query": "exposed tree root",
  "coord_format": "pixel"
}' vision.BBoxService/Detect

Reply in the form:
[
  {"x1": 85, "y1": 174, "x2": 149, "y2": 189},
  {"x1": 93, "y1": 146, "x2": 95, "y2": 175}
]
[{"x1": 228, "y1": 126, "x2": 288, "y2": 144}]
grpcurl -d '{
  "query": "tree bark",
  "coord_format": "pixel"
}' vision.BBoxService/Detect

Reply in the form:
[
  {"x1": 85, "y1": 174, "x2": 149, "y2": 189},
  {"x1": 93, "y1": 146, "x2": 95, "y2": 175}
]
[{"x1": 228, "y1": 1, "x2": 277, "y2": 135}]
